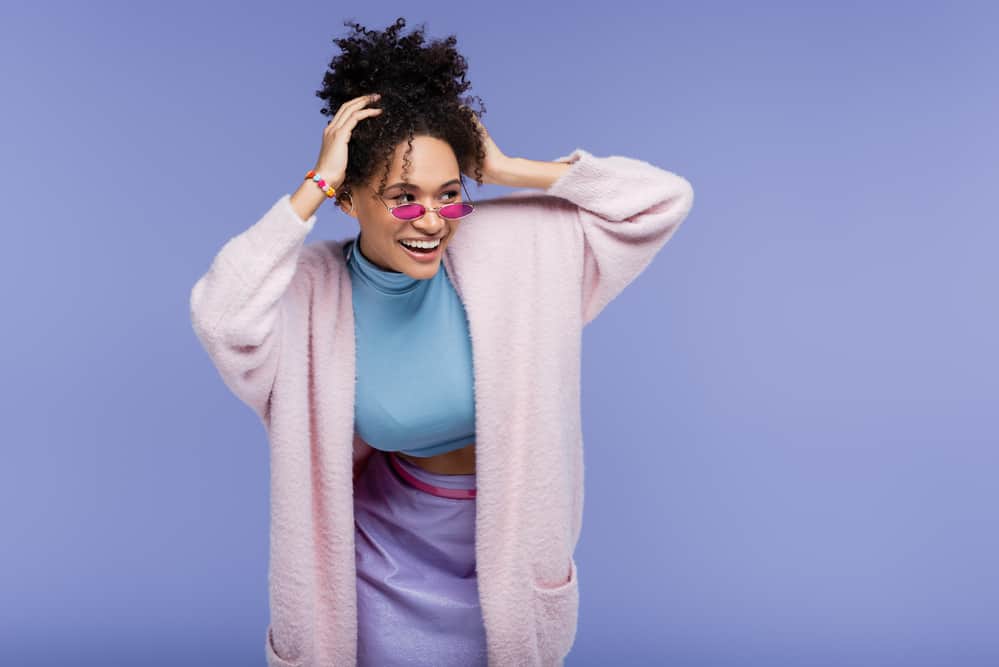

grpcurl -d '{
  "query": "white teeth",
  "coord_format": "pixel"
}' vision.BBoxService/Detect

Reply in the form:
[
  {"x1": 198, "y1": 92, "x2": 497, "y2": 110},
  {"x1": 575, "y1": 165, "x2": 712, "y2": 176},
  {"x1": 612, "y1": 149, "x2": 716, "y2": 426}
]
[{"x1": 400, "y1": 238, "x2": 441, "y2": 249}]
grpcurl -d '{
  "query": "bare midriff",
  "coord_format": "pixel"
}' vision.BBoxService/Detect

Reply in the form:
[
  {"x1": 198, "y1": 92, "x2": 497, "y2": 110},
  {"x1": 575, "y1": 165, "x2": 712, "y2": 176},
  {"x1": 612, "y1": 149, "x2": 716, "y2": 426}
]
[{"x1": 394, "y1": 442, "x2": 477, "y2": 475}]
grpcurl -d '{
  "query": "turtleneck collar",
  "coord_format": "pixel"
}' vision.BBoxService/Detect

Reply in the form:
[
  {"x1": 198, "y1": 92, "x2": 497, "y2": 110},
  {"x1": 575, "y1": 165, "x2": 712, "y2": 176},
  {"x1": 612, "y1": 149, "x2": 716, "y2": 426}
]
[{"x1": 347, "y1": 231, "x2": 421, "y2": 295}]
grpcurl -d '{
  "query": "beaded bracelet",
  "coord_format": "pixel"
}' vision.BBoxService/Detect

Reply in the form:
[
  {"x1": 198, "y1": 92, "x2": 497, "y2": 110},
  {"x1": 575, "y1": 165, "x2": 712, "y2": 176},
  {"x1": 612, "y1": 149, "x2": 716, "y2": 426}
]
[{"x1": 305, "y1": 169, "x2": 337, "y2": 198}]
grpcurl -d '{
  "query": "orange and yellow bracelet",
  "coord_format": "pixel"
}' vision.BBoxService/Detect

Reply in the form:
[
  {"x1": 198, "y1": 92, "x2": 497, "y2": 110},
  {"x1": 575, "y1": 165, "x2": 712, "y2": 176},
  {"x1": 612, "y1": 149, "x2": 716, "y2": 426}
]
[{"x1": 305, "y1": 169, "x2": 337, "y2": 198}]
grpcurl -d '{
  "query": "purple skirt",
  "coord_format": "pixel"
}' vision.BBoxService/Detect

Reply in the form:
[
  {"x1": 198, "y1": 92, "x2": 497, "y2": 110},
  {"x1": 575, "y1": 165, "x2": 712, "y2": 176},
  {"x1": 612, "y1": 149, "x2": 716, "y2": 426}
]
[{"x1": 354, "y1": 449, "x2": 487, "y2": 666}]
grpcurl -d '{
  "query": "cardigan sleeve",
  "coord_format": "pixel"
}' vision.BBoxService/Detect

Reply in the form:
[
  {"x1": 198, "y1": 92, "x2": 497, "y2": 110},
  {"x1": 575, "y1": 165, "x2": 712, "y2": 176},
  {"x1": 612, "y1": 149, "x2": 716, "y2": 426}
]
[
  {"x1": 545, "y1": 148, "x2": 695, "y2": 326},
  {"x1": 189, "y1": 193, "x2": 318, "y2": 425}
]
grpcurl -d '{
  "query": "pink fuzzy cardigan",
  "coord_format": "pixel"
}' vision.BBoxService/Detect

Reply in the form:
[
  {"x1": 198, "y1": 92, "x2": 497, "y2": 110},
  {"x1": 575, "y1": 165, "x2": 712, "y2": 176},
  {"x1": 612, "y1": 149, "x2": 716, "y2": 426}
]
[{"x1": 189, "y1": 147, "x2": 694, "y2": 666}]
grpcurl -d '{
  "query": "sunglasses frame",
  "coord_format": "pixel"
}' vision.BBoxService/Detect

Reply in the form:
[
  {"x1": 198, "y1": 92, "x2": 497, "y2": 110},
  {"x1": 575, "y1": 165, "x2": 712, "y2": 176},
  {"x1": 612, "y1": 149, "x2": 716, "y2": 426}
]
[{"x1": 376, "y1": 179, "x2": 476, "y2": 222}]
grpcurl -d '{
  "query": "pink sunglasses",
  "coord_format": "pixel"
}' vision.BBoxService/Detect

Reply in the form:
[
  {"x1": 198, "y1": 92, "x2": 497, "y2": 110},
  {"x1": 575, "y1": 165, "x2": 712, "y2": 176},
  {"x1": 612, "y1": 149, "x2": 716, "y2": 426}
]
[{"x1": 377, "y1": 180, "x2": 475, "y2": 222}]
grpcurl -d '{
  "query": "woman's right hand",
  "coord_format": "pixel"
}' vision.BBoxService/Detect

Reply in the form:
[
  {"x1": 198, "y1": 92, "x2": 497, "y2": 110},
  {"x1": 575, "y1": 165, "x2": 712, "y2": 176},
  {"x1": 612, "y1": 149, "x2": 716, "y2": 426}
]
[{"x1": 314, "y1": 93, "x2": 383, "y2": 188}]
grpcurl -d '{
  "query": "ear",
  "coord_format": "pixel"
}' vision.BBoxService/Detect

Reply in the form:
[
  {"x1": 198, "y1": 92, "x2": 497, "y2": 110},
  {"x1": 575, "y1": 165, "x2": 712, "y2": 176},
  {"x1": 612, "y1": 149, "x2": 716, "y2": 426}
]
[{"x1": 337, "y1": 192, "x2": 357, "y2": 218}]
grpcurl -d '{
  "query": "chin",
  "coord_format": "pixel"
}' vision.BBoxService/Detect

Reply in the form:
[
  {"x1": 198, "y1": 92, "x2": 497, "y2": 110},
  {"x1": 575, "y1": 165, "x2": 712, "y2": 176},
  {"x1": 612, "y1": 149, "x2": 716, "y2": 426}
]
[{"x1": 403, "y1": 262, "x2": 441, "y2": 280}]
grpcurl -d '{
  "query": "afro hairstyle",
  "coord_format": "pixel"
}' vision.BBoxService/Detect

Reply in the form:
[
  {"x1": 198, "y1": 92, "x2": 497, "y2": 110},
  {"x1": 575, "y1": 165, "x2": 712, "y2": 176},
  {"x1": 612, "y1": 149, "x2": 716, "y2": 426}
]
[{"x1": 314, "y1": 17, "x2": 488, "y2": 209}]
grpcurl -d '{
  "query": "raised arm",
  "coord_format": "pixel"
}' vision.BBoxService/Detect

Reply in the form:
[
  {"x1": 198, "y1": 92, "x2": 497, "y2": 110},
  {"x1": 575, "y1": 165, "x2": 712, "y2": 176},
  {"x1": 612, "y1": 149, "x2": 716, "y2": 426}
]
[
  {"x1": 189, "y1": 92, "x2": 383, "y2": 426},
  {"x1": 545, "y1": 148, "x2": 695, "y2": 326},
  {"x1": 189, "y1": 194, "x2": 318, "y2": 426}
]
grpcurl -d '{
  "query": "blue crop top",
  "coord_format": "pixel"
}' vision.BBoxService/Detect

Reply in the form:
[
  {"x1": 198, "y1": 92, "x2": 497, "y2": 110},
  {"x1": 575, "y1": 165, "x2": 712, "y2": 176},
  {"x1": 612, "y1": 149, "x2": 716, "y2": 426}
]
[{"x1": 346, "y1": 231, "x2": 476, "y2": 457}]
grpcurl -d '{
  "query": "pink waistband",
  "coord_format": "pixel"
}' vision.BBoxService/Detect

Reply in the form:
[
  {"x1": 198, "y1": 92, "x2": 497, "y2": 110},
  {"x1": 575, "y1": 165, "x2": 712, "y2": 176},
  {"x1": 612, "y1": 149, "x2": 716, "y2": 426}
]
[{"x1": 388, "y1": 452, "x2": 477, "y2": 500}]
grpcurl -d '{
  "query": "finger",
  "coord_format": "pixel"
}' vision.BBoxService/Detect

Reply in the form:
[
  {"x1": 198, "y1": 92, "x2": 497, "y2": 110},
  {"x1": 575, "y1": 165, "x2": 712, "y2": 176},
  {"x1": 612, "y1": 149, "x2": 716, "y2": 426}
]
[
  {"x1": 328, "y1": 93, "x2": 381, "y2": 132},
  {"x1": 339, "y1": 93, "x2": 381, "y2": 119},
  {"x1": 341, "y1": 106, "x2": 383, "y2": 130},
  {"x1": 335, "y1": 107, "x2": 383, "y2": 135},
  {"x1": 330, "y1": 102, "x2": 382, "y2": 135}
]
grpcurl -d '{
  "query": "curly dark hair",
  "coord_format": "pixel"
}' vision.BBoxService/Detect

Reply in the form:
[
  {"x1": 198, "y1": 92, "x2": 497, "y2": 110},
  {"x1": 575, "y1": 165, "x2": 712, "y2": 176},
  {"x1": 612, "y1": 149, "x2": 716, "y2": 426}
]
[{"x1": 315, "y1": 17, "x2": 488, "y2": 209}]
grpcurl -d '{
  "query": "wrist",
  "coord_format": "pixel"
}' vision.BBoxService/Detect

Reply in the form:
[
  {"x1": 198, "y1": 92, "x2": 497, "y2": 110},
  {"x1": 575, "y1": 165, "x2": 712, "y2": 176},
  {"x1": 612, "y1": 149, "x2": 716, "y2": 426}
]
[
  {"x1": 489, "y1": 156, "x2": 571, "y2": 190},
  {"x1": 486, "y1": 156, "x2": 519, "y2": 187},
  {"x1": 312, "y1": 166, "x2": 344, "y2": 191},
  {"x1": 306, "y1": 167, "x2": 341, "y2": 199}
]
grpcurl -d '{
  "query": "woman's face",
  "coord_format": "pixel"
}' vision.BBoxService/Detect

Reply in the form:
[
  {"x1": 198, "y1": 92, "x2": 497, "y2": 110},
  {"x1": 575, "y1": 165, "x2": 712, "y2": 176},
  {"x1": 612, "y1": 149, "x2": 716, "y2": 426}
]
[{"x1": 340, "y1": 135, "x2": 467, "y2": 280}]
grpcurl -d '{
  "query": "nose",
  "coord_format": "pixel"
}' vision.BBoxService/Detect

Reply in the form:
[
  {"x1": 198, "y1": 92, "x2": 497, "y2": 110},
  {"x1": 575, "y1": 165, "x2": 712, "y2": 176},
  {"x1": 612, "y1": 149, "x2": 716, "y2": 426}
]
[{"x1": 411, "y1": 199, "x2": 448, "y2": 231}]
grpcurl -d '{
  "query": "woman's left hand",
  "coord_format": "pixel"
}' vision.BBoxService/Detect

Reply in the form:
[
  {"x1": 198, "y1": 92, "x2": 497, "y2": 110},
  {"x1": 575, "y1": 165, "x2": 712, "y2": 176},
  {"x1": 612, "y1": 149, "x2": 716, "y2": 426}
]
[{"x1": 467, "y1": 112, "x2": 510, "y2": 185}]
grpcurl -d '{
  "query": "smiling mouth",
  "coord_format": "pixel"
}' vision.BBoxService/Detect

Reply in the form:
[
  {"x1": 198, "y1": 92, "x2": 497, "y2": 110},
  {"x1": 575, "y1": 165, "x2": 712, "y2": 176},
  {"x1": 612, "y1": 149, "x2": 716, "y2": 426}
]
[
  {"x1": 398, "y1": 232, "x2": 447, "y2": 253},
  {"x1": 398, "y1": 240, "x2": 441, "y2": 254}
]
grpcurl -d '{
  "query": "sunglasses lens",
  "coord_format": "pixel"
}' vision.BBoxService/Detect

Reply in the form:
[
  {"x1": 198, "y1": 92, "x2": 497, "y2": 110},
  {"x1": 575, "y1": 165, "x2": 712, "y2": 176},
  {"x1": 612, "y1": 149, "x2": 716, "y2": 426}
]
[
  {"x1": 439, "y1": 203, "x2": 474, "y2": 219},
  {"x1": 392, "y1": 204, "x2": 425, "y2": 220}
]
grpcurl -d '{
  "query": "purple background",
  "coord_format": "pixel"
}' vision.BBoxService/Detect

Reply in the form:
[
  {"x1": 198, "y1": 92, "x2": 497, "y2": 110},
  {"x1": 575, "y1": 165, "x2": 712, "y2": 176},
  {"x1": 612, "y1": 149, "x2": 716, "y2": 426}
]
[{"x1": 3, "y1": 1, "x2": 996, "y2": 665}]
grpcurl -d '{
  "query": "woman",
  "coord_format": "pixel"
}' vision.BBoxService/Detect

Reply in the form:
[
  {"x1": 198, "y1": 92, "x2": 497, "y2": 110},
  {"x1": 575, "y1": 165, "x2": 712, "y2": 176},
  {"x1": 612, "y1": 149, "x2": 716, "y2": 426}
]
[{"x1": 190, "y1": 16, "x2": 694, "y2": 667}]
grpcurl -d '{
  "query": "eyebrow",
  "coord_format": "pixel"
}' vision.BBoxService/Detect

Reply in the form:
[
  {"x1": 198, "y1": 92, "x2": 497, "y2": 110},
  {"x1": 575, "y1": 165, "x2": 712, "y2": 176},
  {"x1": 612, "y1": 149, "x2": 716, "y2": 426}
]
[{"x1": 384, "y1": 178, "x2": 462, "y2": 192}]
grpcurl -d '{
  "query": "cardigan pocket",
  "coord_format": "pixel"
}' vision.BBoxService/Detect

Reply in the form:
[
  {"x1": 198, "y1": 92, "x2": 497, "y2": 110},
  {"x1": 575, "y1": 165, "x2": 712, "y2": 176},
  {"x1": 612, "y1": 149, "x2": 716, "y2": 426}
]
[
  {"x1": 265, "y1": 624, "x2": 303, "y2": 667},
  {"x1": 531, "y1": 555, "x2": 580, "y2": 664}
]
